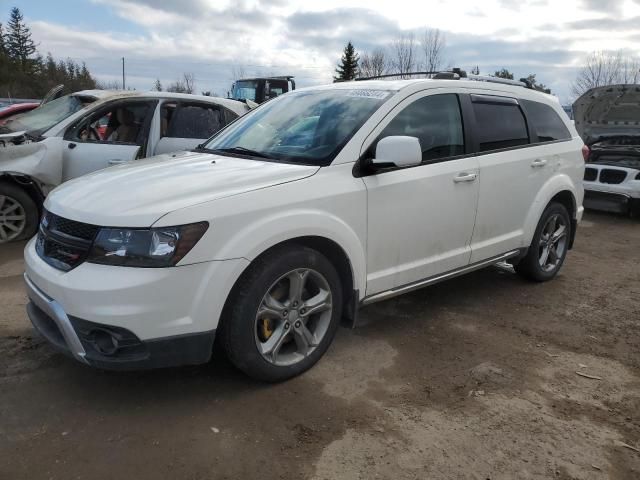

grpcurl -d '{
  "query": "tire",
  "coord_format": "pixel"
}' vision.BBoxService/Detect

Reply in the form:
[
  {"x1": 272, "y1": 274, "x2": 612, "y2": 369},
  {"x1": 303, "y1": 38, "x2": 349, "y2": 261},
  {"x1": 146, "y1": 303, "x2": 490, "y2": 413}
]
[
  {"x1": 515, "y1": 202, "x2": 571, "y2": 282},
  {"x1": 219, "y1": 245, "x2": 343, "y2": 382},
  {"x1": 0, "y1": 182, "x2": 39, "y2": 244}
]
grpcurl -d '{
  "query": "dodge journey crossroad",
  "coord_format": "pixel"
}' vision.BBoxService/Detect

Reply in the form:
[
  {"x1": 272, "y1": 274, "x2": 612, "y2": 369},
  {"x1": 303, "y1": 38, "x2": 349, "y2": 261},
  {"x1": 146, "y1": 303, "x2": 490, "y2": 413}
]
[{"x1": 24, "y1": 76, "x2": 585, "y2": 381}]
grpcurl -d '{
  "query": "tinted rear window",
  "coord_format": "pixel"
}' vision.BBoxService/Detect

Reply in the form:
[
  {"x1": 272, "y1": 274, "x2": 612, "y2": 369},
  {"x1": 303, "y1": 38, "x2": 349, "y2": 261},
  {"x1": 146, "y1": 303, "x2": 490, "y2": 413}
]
[
  {"x1": 168, "y1": 104, "x2": 223, "y2": 139},
  {"x1": 522, "y1": 100, "x2": 572, "y2": 143},
  {"x1": 472, "y1": 101, "x2": 529, "y2": 152}
]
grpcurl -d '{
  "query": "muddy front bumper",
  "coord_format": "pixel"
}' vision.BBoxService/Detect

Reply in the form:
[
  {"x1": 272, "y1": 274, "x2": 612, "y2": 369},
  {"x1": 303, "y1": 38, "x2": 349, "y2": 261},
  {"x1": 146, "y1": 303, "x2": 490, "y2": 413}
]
[{"x1": 24, "y1": 273, "x2": 215, "y2": 370}]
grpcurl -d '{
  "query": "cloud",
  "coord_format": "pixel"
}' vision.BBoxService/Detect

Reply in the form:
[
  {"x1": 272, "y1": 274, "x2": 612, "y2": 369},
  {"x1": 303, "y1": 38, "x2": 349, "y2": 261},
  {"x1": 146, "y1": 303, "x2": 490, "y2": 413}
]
[
  {"x1": 24, "y1": 0, "x2": 640, "y2": 101},
  {"x1": 567, "y1": 15, "x2": 640, "y2": 30}
]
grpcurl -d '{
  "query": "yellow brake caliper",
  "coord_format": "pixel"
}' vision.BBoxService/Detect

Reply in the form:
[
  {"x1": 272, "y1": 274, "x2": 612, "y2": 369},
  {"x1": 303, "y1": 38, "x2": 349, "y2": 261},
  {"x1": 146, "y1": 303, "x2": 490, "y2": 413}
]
[{"x1": 259, "y1": 318, "x2": 274, "y2": 341}]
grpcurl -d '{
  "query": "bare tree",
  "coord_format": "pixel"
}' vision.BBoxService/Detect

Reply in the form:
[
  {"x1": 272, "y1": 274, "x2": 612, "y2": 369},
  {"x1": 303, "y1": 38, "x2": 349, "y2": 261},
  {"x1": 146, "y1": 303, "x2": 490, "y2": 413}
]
[
  {"x1": 183, "y1": 72, "x2": 195, "y2": 94},
  {"x1": 359, "y1": 48, "x2": 387, "y2": 78},
  {"x1": 420, "y1": 28, "x2": 445, "y2": 73},
  {"x1": 231, "y1": 64, "x2": 247, "y2": 81},
  {"x1": 95, "y1": 79, "x2": 123, "y2": 90},
  {"x1": 620, "y1": 56, "x2": 640, "y2": 84},
  {"x1": 571, "y1": 51, "x2": 640, "y2": 97},
  {"x1": 390, "y1": 33, "x2": 416, "y2": 78},
  {"x1": 167, "y1": 73, "x2": 195, "y2": 94}
]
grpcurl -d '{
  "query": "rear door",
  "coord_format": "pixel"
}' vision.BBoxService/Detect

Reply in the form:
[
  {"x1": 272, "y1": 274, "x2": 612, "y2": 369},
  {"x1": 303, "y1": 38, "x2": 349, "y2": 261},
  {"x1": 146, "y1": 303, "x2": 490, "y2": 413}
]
[
  {"x1": 61, "y1": 99, "x2": 157, "y2": 181},
  {"x1": 468, "y1": 94, "x2": 556, "y2": 262},
  {"x1": 154, "y1": 101, "x2": 235, "y2": 155}
]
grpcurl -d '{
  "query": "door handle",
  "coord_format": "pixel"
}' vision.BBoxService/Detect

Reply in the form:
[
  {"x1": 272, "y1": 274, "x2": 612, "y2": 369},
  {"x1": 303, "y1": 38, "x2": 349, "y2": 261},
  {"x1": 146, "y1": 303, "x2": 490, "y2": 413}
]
[
  {"x1": 531, "y1": 158, "x2": 547, "y2": 168},
  {"x1": 453, "y1": 172, "x2": 477, "y2": 183},
  {"x1": 68, "y1": 142, "x2": 76, "y2": 149},
  {"x1": 108, "y1": 159, "x2": 127, "y2": 165}
]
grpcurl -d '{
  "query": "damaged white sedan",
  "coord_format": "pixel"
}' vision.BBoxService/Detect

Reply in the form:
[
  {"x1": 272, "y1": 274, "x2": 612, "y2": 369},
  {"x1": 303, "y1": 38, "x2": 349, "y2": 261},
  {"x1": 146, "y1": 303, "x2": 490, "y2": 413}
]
[{"x1": 0, "y1": 90, "x2": 249, "y2": 243}]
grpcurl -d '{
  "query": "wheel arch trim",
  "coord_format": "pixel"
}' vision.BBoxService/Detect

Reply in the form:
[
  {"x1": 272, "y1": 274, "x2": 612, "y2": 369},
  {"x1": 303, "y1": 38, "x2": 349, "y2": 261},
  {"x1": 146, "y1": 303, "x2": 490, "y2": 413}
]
[{"x1": 522, "y1": 175, "x2": 581, "y2": 249}]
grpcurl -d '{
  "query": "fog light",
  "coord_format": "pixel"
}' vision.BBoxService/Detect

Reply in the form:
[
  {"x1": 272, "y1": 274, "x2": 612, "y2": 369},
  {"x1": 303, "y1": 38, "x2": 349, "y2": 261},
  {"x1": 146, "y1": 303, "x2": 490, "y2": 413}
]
[{"x1": 91, "y1": 329, "x2": 119, "y2": 355}]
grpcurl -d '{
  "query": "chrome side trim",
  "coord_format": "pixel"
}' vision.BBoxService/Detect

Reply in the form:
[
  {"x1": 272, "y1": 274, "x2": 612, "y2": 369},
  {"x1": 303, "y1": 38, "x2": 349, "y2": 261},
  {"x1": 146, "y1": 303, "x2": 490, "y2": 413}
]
[
  {"x1": 361, "y1": 250, "x2": 521, "y2": 306},
  {"x1": 23, "y1": 273, "x2": 88, "y2": 364}
]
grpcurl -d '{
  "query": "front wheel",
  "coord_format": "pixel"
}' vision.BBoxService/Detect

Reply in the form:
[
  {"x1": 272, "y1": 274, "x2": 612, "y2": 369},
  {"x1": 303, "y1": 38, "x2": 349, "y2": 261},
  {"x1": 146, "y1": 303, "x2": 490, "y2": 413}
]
[
  {"x1": 0, "y1": 182, "x2": 39, "y2": 244},
  {"x1": 515, "y1": 202, "x2": 571, "y2": 282},
  {"x1": 220, "y1": 246, "x2": 343, "y2": 382}
]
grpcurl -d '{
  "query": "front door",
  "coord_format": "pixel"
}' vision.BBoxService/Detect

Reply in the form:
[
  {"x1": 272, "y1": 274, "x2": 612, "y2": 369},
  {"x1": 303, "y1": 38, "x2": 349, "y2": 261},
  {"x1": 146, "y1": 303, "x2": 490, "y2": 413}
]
[
  {"x1": 362, "y1": 92, "x2": 479, "y2": 295},
  {"x1": 61, "y1": 99, "x2": 157, "y2": 181}
]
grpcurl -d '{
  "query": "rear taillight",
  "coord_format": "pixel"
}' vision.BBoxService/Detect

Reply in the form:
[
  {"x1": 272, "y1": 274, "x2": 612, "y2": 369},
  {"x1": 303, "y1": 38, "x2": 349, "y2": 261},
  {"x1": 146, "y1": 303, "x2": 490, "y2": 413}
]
[{"x1": 581, "y1": 145, "x2": 590, "y2": 162}]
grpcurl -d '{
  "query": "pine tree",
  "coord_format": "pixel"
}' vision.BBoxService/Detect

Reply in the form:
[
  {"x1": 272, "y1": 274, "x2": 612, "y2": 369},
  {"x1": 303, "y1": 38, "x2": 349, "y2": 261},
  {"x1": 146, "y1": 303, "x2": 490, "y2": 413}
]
[
  {"x1": 0, "y1": 8, "x2": 96, "y2": 98},
  {"x1": 6, "y1": 7, "x2": 36, "y2": 72},
  {"x1": 0, "y1": 22, "x2": 6, "y2": 57},
  {"x1": 334, "y1": 41, "x2": 359, "y2": 82},
  {"x1": 153, "y1": 78, "x2": 163, "y2": 91}
]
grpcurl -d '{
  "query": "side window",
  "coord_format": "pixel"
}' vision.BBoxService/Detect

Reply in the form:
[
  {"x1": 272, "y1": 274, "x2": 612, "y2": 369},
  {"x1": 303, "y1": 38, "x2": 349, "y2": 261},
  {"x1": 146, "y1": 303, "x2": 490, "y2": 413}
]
[
  {"x1": 71, "y1": 101, "x2": 153, "y2": 145},
  {"x1": 160, "y1": 102, "x2": 177, "y2": 138},
  {"x1": 164, "y1": 103, "x2": 224, "y2": 139},
  {"x1": 378, "y1": 94, "x2": 465, "y2": 163},
  {"x1": 522, "y1": 100, "x2": 572, "y2": 143},
  {"x1": 223, "y1": 108, "x2": 239, "y2": 126},
  {"x1": 472, "y1": 99, "x2": 529, "y2": 152}
]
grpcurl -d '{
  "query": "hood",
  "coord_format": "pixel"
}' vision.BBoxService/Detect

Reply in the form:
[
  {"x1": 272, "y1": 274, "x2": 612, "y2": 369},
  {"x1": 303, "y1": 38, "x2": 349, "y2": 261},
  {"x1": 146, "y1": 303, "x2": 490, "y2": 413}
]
[
  {"x1": 45, "y1": 150, "x2": 319, "y2": 226},
  {"x1": 573, "y1": 84, "x2": 640, "y2": 144},
  {"x1": 0, "y1": 130, "x2": 28, "y2": 144}
]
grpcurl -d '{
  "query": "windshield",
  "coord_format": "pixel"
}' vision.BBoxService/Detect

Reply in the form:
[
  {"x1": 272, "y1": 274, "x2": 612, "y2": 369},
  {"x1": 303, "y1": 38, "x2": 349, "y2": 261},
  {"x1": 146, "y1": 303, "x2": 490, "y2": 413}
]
[
  {"x1": 1, "y1": 94, "x2": 93, "y2": 135},
  {"x1": 204, "y1": 89, "x2": 392, "y2": 166},
  {"x1": 232, "y1": 80, "x2": 259, "y2": 102}
]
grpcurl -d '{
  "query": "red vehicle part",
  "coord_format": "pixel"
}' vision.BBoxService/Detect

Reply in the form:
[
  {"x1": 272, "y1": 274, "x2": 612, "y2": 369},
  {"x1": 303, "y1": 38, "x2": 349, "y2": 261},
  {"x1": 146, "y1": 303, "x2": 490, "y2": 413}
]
[{"x1": 0, "y1": 103, "x2": 39, "y2": 125}]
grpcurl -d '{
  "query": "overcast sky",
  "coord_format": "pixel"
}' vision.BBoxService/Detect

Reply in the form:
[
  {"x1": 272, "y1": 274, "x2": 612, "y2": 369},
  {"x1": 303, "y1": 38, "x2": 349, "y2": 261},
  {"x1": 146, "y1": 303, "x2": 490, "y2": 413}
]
[{"x1": 3, "y1": 0, "x2": 640, "y2": 102}]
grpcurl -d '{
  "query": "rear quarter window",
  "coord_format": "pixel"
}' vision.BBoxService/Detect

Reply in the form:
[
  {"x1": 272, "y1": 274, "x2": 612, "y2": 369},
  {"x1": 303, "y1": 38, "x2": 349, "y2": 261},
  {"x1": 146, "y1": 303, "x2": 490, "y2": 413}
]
[
  {"x1": 471, "y1": 99, "x2": 529, "y2": 152},
  {"x1": 522, "y1": 100, "x2": 572, "y2": 143},
  {"x1": 166, "y1": 104, "x2": 224, "y2": 139}
]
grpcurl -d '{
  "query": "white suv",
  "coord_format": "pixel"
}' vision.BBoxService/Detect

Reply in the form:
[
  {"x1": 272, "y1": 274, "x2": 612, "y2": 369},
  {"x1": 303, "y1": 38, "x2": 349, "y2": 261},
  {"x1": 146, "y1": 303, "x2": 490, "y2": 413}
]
[{"x1": 23, "y1": 77, "x2": 585, "y2": 381}]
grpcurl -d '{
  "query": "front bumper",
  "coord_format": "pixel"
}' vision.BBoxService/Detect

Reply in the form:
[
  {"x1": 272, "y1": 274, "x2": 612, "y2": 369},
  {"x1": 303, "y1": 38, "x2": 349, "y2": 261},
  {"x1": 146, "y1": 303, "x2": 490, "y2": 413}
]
[
  {"x1": 25, "y1": 274, "x2": 216, "y2": 370},
  {"x1": 23, "y1": 238, "x2": 250, "y2": 370}
]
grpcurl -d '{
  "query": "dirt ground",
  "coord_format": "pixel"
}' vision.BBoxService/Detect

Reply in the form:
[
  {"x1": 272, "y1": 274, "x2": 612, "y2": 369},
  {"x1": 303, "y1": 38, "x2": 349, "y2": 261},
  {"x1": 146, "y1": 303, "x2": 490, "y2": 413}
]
[{"x1": 0, "y1": 211, "x2": 639, "y2": 480}]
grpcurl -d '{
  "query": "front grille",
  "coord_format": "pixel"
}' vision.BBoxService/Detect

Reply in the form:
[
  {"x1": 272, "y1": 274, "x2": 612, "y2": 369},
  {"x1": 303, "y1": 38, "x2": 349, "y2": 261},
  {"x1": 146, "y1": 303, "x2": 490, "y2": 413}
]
[
  {"x1": 599, "y1": 169, "x2": 627, "y2": 184},
  {"x1": 584, "y1": 167, "x2": 598, "y2": 181},
  {"x1": 36, "y1": 212, "x2": 98, "y2": 272},
  {"x1": 42, "y1": 211, "x2": 99, "y2": 241}
]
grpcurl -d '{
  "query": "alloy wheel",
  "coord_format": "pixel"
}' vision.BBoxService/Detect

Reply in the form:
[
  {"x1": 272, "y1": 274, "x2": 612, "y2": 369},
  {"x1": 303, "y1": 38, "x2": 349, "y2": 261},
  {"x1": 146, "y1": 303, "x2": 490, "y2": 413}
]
[
  {"x1": 538, "y1": 213, "x2": 567, "y2": 273},
  {"x1": 254, "y1": 268, "x2": 333, "y2": 367},
  {"x1": 0, "y1": 195, "x2": 27, "y2": 242}
]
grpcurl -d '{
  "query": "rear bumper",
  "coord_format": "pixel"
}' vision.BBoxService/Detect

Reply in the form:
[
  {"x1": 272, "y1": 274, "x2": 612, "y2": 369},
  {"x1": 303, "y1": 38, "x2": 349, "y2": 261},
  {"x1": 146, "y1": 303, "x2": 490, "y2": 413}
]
[
  {"x1": 25, "y1": 273, "x2": 215, "y2": 370},
  {"x1": 583, "y1": 189, "x2": 636, "y2": 214}
]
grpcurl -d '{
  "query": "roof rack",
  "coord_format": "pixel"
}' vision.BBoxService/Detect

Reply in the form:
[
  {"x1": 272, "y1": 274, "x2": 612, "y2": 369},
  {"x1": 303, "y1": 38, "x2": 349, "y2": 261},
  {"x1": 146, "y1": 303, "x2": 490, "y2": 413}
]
[{"x1": 356, "y1": 68, "x2": 551, "y2": 93}]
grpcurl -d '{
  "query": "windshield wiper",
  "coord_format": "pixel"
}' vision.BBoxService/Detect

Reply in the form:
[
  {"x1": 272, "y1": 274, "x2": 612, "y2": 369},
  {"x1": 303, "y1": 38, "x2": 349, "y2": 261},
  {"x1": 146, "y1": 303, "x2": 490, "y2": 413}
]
[{"x1": 210, "y1": 146, "x2": 275, "y2": 159}]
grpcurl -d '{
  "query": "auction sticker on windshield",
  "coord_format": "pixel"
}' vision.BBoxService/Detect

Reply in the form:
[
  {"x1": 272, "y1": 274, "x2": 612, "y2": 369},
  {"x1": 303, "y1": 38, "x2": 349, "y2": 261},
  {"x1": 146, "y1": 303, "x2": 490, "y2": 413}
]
[{"x1": 346, "y1": 90, "x2": 390, "y2": 99}]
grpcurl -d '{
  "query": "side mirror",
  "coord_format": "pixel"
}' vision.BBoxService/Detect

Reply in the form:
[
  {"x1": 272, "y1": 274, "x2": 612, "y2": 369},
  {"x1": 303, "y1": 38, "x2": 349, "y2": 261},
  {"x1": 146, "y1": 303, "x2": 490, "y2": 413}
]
[{"x1": 372, "y1": 136, "x2": 422, "y2": 168}]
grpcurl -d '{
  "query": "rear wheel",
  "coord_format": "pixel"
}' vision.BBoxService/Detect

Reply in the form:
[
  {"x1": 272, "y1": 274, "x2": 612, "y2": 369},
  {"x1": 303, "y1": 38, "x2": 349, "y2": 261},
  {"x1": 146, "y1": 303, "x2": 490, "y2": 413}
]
[
  {"x1": 515, "y1": 202, "x2": 571, "y2": 282},
  {"x1": 0, "y1": 182, "x2": 38, "y2": 243},
  {"x1": 220, "y1": 246, "x2": 343, "y2": 382}
]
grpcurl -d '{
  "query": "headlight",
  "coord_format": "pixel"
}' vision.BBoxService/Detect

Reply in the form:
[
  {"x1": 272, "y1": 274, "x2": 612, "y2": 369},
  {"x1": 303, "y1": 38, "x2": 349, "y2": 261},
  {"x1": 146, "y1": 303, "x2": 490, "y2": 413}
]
[{"x1": 88, "y1": 222, "x2": 208, "y2": 267}]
